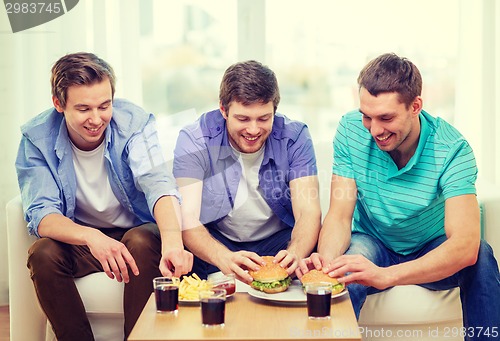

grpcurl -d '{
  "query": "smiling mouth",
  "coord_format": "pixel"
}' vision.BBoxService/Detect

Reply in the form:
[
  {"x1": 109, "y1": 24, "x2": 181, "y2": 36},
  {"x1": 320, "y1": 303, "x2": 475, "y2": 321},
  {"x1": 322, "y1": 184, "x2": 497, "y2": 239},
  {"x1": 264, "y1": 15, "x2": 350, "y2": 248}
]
[
  {"x1": 376, "y1": 134, "x2": 392, "y2": 141},
  {"x1": 85, "y1": 125, "x2": 102, "y2": 133},
  {"x1": 243, "y1": 135, "x2": 259, "y2": 141}
]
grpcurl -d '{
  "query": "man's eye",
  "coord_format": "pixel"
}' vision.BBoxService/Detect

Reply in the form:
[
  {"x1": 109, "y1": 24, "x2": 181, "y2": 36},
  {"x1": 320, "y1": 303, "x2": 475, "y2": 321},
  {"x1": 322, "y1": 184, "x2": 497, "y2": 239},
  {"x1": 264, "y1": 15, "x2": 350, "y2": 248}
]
[
  {"x1": 99, "y1": 105, "x2": 109, "y2": 111},
  {"x1": 78, "y1": 108, "x2": 89, "y2": 112}
]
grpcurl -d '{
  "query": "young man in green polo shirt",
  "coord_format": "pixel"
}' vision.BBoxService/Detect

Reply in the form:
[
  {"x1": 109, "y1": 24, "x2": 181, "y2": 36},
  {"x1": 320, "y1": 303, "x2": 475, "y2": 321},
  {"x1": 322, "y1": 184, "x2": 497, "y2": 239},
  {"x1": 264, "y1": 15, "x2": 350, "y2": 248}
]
[{"x1": 298, "y1": 53, "x2": 500, "y2": 340}]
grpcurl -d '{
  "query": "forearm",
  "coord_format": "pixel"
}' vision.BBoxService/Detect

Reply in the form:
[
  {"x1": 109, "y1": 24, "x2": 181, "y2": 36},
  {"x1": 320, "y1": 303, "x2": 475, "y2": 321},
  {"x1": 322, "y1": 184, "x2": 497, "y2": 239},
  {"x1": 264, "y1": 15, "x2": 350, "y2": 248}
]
[
  {"x1": 38, "y1": 213, "x2": 100, "y2": 245},
  {"x1": 287, "y1": 209, "x2": 321, "y2": 259},
  {"x1": 317, "y1": 211, "x2": 351, "y2": 262},
  {"x1": 386, "y1": 235, "x2": 479, "y2": 286},
  {"x1": 182, "y1": 226, "x2": 231, "y2": 266},
  {"x1": 389, "y1": 194, "x2": 481, "y2": 286},
  {"x1": 153, "y1": 196, "x2": 184, "y2": 253}
]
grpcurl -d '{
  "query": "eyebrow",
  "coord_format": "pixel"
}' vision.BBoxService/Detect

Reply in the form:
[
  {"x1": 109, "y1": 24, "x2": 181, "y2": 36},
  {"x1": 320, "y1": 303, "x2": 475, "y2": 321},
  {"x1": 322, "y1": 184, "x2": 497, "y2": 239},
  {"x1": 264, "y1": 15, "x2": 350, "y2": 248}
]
[
  {"x1": 234, "y1": 112, "x2": 272, "y2": 119},
  {"x1": 359, "y1": 110, "x2": 395, "y2": 118},
  {"x1": 74, "y1": 99, "x2": 112, "y2": 109}
]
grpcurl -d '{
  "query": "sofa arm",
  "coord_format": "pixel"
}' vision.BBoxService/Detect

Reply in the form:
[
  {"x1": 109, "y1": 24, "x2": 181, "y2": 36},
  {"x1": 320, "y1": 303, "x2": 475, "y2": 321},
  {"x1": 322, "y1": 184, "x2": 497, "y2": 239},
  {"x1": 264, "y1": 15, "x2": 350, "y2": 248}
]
[
  {"x1": 477, "y1": 181, "x2": 500, "y2": 257},
  {"x1": 6, "y1": 196, "x2": 47, "y2": 341}
]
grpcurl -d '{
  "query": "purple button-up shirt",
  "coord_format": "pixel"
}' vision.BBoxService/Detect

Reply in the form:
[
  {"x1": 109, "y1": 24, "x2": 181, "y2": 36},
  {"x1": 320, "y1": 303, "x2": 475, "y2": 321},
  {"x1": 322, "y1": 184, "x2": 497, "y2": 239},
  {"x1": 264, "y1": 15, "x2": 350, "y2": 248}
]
[{"x1": 173, "y1": 109, "x2": 317, "y2": 229}]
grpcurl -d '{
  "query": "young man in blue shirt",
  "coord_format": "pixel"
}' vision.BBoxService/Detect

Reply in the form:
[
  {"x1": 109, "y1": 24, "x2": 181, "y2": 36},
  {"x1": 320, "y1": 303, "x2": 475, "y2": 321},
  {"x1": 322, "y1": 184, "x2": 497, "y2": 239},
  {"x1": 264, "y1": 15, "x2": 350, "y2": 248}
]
[
  {"x1": 298, "y1": 53, "x2": 500, "y2": 340},
  {"x1": 173, "y1": 60, "x2": 321, "y2": 283},
  {"x1": 16, "y1": 52, "x2": 193, "y2": 341}
]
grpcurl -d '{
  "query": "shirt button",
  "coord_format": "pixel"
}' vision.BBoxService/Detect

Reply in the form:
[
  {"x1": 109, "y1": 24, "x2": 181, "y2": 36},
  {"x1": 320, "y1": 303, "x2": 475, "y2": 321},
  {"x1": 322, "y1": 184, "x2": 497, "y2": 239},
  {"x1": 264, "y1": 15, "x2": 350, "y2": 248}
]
[{"x1": 216, "y1": 127, "x2": 221, "y2": 131}]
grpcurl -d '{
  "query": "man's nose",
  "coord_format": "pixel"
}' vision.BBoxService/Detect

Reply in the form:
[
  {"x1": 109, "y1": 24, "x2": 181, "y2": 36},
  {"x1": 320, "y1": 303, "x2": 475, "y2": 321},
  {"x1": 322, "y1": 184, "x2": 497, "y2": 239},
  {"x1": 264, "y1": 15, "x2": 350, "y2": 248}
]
[{"x1": 246, "y1": 121, "x2": 259, "y2": 134}]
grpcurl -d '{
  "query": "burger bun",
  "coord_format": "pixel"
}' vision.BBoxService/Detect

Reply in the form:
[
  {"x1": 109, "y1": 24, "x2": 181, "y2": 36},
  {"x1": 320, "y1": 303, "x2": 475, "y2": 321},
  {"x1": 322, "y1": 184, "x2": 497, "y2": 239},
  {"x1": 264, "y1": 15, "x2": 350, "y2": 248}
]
[
  {"x1": 249, "y1": 256, "x2": 288, "y2": 281},
  {"x1": 300, "y1": 269, "x2": 345, "y2": 294}
]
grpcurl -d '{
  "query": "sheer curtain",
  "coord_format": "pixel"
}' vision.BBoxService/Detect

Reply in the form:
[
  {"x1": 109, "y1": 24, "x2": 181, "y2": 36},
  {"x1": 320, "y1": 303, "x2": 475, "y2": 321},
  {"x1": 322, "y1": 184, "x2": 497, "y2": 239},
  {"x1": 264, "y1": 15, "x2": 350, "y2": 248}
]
[{"x1": 0, "y1": 0, "x2": 142, "y2": 305}]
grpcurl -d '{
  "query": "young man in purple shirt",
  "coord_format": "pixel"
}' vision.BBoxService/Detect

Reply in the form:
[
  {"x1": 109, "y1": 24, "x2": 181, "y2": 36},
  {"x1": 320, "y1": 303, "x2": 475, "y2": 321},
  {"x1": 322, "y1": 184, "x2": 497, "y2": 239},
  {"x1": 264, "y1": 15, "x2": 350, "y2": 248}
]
[{"x1": 173, "y1": 60, "x2": 321, "y2": 283}]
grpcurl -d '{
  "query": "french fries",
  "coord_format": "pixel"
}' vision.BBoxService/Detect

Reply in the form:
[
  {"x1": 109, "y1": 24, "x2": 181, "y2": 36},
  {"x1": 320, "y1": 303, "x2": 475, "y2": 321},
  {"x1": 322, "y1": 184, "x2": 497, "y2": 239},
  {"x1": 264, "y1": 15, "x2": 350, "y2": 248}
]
[{"x1": 178, "y1": 273, "x2": 213, "y2": 301}]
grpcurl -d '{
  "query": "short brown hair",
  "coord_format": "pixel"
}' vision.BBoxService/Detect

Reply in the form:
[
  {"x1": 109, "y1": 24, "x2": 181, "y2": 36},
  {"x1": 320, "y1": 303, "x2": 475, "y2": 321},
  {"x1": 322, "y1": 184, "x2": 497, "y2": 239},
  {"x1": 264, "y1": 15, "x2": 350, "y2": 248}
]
[
  {"x1": 51, "y1": 52, "x2": 116, "y2": 109},
  {"x1": 219, "y1": 60, "x2": 280, "y2": 113},
  {"x1": 357, "y1": 53, "x2": 422, "y2": 108}
]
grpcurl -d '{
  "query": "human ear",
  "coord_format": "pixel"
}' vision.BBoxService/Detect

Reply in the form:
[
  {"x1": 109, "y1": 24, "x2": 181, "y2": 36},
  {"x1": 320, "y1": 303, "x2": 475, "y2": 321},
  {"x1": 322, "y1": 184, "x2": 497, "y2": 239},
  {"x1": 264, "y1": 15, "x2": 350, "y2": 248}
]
[
  {"x1": 52, "y1": 96, "x2": 65, "y2": 113},
  {"x1": 220, "y1": 102, "x2": 228, "y2": 119}
]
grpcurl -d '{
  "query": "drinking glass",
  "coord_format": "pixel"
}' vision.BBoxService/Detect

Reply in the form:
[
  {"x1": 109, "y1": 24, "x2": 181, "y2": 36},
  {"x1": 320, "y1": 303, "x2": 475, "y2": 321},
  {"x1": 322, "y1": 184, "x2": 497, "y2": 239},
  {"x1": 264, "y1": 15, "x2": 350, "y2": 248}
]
[
  {"x1": 153, "y1": 277, "x2": 179, "y2": 314},
  {"x1": 305, "y1": 283, "x2": 332, "y2": 319},
  {"x1": 199, "y1": 288, "x2": 226, "y2": 327}
]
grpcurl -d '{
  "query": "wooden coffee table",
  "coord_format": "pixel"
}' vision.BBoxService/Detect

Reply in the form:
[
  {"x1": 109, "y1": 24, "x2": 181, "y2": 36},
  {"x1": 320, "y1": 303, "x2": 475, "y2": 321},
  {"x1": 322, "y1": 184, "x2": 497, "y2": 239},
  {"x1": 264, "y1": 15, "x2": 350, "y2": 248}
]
[{"x1": 128, "y1": 291, "x2": 361, "y2": 341}]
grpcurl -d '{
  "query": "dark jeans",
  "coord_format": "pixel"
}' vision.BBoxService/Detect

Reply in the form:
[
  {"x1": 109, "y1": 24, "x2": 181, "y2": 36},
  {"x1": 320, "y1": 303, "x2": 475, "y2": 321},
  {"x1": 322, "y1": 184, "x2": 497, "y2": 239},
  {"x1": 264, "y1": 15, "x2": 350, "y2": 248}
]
[
  {"x1": 27, "y1": 223, "x2": 162, "y2": 341},
  {"x1": 346, "y1": 232, "x2": 500, "y2": 341},
  {"x1": 191, "y1": 227, "x2": 293, "y2": 279}
]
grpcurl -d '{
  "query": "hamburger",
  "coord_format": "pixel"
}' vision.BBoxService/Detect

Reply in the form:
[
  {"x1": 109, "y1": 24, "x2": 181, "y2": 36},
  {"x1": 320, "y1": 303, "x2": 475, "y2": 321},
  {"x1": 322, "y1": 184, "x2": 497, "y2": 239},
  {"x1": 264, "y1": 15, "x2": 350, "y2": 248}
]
[
  {"x1": 249, "y1": 256, "x2": 292, "y2": 294},
  {"x1": 300, "y1": 269, "x2": 345, "y2": 294}
]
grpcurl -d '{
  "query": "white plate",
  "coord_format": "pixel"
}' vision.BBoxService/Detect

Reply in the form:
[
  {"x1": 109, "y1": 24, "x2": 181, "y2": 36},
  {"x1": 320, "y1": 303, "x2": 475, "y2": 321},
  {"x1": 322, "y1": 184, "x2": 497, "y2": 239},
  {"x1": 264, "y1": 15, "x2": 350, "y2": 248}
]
[{"x1": 247, "y1": 280, "x2": 347, "y2": 303}]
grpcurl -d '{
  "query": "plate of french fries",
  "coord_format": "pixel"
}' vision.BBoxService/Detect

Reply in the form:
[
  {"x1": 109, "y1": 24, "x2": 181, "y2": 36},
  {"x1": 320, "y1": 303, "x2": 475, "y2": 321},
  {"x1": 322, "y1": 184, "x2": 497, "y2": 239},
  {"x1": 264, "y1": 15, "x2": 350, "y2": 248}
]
[{"x1": 177, "y1": 273, "x2": 214, "y2": 303}]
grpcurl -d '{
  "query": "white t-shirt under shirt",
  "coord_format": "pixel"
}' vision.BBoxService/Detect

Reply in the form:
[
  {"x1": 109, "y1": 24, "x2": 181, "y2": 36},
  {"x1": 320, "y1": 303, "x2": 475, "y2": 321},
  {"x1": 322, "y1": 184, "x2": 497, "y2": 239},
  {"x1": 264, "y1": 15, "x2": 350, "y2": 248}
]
[
  {"x1": 70, "y1": 140, "x2": 136, "y2": 228},
  {"x1": 217, "y1": 145, "x2": 285, "y2": 242}
]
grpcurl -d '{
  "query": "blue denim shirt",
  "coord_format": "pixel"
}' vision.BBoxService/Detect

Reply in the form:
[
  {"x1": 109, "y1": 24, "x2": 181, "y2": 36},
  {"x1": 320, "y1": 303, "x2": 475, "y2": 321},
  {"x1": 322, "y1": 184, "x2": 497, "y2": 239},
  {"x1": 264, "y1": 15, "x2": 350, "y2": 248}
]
[
  {"x1": 173, "y1": 109, "x2": 317, "y2": 228},
  {"x1": 16, "y1": 99, "x2": 179, "y2": 237}
]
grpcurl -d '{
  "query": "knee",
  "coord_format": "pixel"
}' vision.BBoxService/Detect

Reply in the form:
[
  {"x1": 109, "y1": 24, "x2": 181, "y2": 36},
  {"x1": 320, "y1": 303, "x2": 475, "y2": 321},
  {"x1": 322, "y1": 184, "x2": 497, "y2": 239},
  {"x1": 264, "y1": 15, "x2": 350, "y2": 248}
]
[
  {"x1": 462, "y1": 240, "x2": 499, "y2": 278},
  {"x1": 27, "y1": 238, "x2": 68, "y2": 276},
  {"x1": 122, "y1": 226, "x2": 159, "y2": 254},
  {"x1": 475, "y1": 240, "x2": 498, "y2": 268}
]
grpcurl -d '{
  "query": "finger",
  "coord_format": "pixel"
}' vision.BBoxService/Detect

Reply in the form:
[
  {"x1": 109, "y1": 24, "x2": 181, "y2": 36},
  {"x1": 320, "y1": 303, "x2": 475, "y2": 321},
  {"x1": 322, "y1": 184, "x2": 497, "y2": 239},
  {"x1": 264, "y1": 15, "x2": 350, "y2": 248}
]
[
  {"x1": 274, "y1": 251, "x2": 294, "y2": 268},
  {"x1": 107, "y1": 257, "x2": 123, "y2": 283},
  {"x1": 160, "y1": 263, "x2": 173, "y2": 278},
  {"x1": 285, "y1": 259, "x2": 299, "y2": 276},
  {"x1": 339, "y1": 272, "x2": 360, "y2": 285},
  {"x1": 232, "y1": 265, "x2": 253, "y2": 284},
  {"x1": 121, "y1": 250, "x2": 139, "y2": 276},
  {"x1": 244, "y1": 251, "x2": 264, "y2": 265},
  {"x1": 100, "y1": 260, "x2": 115, "y2": 280},
  {"x1": 295, "y1": 266, "x2": 305, "y2": 279},
  {"x1": 273, "y1": 250, "x2": 288, "y2": 263},
  {"x1": 239, "y1": 254, "x2": 262, "y2": 272},
  {"x1": 310, "y1": 254, "x2": 324, "y2": 270},
  {"x1": 115, "y1": 255, "x2": 131, "y2": 283}
]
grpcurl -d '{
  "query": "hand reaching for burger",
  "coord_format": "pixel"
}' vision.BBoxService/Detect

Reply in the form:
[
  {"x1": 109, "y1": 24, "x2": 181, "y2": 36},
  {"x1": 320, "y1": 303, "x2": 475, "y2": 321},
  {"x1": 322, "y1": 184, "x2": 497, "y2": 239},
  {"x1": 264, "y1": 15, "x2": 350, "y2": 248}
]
[
  {"x1": 215, "y1": 250, "x2": 264, "y2": 284},
  {"x1": 295, "y1": 252, "x2": 328, "y2": 279},
  {"x1": 273, "y1": 249, "x2": 300, "y2": 276}
]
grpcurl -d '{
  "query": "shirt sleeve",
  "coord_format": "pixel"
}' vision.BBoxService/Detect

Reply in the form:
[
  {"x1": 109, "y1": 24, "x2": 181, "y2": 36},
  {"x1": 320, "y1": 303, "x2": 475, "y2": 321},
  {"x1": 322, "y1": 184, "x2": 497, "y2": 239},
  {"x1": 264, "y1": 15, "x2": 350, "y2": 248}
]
[
  {"x1": 173, "y1": 124, "x2": 210, "y2": 181},
  {"x1": 126, "y1": 114, "x2": 180, "y2": 214},
  {"x1": 15, "y1": 136, "x2": 64, "y2": 237},
  {"x1": 287, "y1": 124, "x2": 318, "y2": 181},
  {"x1": 439, "y1": 139, "x2": 477, "y2": 200},
  {"x1": 332, "y1": 115, "x2": 355, "y2": 179}
]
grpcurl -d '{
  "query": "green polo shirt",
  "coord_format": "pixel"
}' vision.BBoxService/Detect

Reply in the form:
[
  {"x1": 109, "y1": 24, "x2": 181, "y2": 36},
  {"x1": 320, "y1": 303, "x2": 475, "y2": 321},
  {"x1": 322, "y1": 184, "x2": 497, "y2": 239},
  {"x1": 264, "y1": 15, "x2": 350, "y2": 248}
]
[{"x1": 332, "y1": 109, "x2": 477, "y2": 255}]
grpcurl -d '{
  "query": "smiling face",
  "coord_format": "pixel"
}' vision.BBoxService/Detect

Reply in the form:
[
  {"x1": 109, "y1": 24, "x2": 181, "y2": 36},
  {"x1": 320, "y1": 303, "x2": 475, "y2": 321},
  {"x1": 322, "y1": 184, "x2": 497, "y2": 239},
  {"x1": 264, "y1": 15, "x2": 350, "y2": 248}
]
[
  {"x1": 359, "y1": 87, "x2": 422, "y2": 164},
  {"x1": 53, "y1": 79, "x2": 113, "y2": 151},
  {"x1": 221, "y1": 101, "x2": 274, "y2": 153}
]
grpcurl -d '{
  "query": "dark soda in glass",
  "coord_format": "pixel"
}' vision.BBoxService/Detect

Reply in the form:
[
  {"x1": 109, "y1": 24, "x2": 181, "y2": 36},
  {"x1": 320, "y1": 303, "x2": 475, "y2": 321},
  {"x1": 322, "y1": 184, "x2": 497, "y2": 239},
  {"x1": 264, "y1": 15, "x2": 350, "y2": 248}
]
[
  {"x1": 155, "y1": 285, "x2": 179, "y2": 313},
  {"x1": 201, "y1": 298, "x2": 225, "y2": 326},
  {"x1": 307, "y1": 290, "x2": 331, "y2": 319}
]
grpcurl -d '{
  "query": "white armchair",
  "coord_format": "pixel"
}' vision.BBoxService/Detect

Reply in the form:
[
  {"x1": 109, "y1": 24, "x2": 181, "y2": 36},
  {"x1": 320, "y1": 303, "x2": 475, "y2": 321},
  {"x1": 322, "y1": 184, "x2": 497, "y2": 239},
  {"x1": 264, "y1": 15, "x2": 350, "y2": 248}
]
[
  {"x1": 7, "y1": 180, "x2": 500, "y2": 341},
  {"x1": 6, "y1": 196, "x2": 125, "y2": 341}
]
